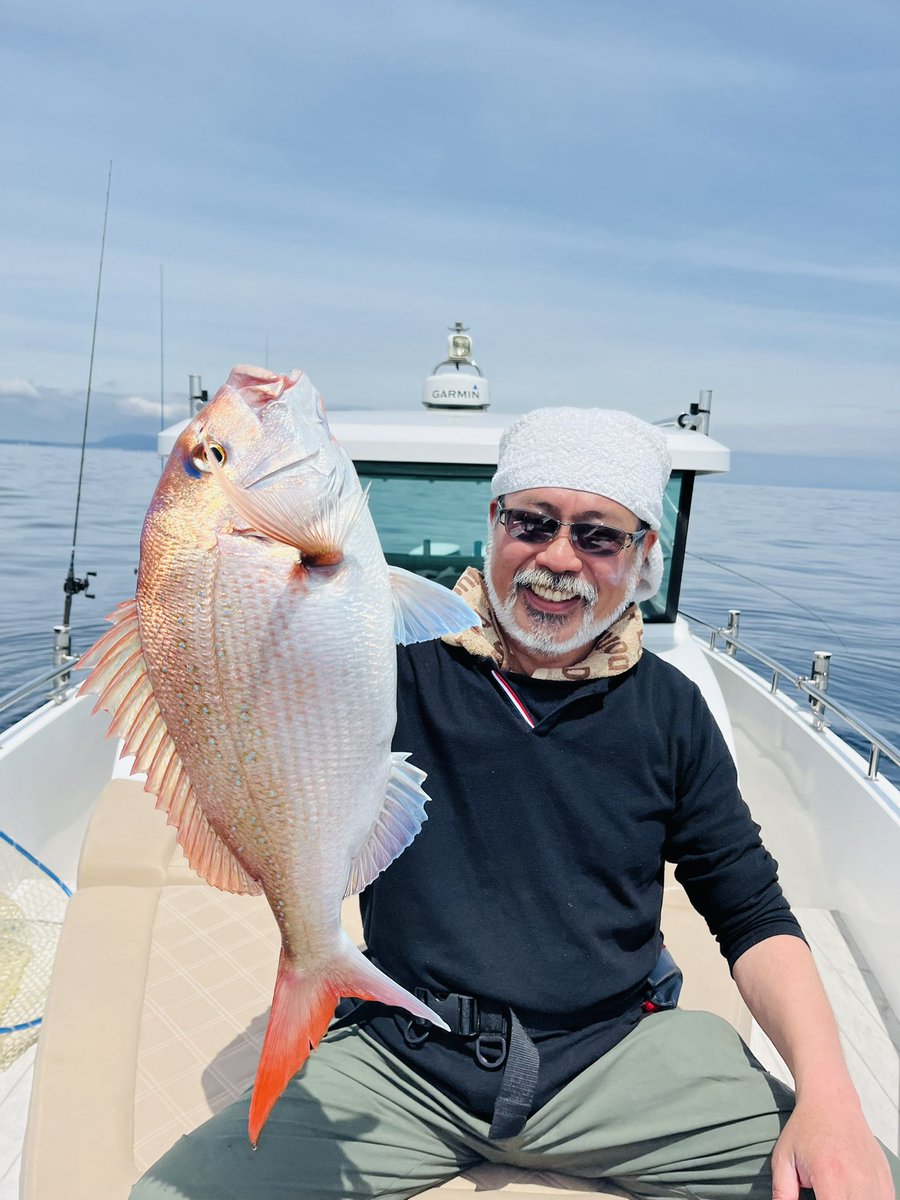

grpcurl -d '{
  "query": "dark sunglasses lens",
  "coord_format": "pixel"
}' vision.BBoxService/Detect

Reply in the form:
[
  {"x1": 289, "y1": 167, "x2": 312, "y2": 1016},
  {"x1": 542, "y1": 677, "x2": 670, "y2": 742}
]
[
  {"x1": 571, "y1": 525, "x2": 627, "y2": 555},
  {"x1": 504, "y1": 509, "x2": 557, "y2": 543}
]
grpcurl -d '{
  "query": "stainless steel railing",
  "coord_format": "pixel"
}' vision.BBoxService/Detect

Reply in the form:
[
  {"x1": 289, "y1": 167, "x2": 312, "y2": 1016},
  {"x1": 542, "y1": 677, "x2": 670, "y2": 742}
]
[
  {"x1": 5, "y1": 611, "x2": 898, "y2": 784},
  {"x1": 680, "y1": 609, "x2": 900, "y2": 782},
  {"x1": 0, "y1": 660, "x2": 81, "y2": 720}
]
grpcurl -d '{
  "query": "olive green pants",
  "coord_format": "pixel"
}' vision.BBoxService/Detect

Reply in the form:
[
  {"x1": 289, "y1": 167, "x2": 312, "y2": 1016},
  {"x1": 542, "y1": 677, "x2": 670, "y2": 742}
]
[{"x1": 130, "y1": 1010, "x2": 899, "y2": 1200}]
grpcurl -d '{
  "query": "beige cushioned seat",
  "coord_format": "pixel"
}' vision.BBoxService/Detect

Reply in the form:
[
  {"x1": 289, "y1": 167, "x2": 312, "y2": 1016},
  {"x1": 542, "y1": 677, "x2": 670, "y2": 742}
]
[{"x1": 23, "y1": 781, "x2": 751, "y2": 1200}]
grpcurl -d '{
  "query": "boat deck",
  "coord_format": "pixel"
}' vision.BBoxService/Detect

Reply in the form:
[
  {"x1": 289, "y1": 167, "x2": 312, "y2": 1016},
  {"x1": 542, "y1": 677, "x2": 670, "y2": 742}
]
[
  {"x1": 750, "y1": 907, "x2": 899, "y2": 1155},
  {"x1": 0, "y1": 1046, "x2": 34, "y2": 1200},
  {"x1": 4, "y1": 777, "x2": 897, "y2": 1198}
]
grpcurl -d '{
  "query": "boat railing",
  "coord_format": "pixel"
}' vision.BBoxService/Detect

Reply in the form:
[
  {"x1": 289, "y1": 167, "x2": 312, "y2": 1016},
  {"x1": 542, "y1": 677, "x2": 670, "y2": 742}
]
[
  {"x1": 680, "y1": 609, "x2": 900, "y2": 782},
  {"x1": 0, "y1": 660, "x2": 81, "y2": 723},
  {"x1": 4, "y1": 615, "x2": 897, "y2": 783}
]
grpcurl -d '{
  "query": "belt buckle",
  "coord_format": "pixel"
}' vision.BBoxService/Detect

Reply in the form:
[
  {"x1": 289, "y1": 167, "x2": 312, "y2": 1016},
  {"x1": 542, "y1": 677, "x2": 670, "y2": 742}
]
[{"x1": 411, "y1": 987, "x2": 480, "y2": 1037}]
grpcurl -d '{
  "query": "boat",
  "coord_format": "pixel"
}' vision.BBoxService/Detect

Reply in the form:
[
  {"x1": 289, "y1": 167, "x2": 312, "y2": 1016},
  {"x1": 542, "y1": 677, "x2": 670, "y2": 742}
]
[{"x1": 0, "y1": 326, "x2": 897, "y2": 1199}]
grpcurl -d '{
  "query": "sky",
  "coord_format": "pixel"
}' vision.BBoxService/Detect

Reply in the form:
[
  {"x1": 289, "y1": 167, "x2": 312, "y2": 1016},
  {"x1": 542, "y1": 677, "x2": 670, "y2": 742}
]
[{"x1": 1, "y1": 0, "x2": 899, "y2": 458}]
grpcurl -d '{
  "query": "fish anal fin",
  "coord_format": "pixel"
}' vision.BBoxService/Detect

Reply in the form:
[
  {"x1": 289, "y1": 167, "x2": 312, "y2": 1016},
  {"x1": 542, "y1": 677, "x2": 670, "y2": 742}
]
[
  {"x1": 80, "y1": 601, "x2": 262, "y2": 898},
  {"x1": 148, "y1": 745, "x2": 262, "y2": 897},
  {"x1": 344, "y1": 752, "x2": 429, "y2": 898},
  {"x1": 388, "y1": 566, "x2": 477, "y2": 645}
]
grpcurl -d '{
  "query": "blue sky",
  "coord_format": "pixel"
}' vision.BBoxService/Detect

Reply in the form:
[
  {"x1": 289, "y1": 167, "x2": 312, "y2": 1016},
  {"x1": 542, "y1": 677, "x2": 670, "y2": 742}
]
[{"x1": 2, "y1": 0, "x2": 899, "y2": 457}]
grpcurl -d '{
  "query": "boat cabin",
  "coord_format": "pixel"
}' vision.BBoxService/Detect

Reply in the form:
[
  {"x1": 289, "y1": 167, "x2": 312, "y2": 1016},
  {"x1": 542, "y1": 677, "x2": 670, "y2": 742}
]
[{"x1": 157, "y1": 337, "x2": 730, "y2": 634}]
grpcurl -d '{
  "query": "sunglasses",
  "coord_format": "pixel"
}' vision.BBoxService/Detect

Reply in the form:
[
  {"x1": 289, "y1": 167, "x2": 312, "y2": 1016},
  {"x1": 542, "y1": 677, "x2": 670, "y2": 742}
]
[{"x1": 497, "y1": 501, "x2": 648, "y2": 557}]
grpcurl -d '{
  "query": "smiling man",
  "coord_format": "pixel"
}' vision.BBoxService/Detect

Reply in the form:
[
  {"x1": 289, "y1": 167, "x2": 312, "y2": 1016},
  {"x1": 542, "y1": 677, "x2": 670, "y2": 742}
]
[
  {"x1": 485, "y1": 492, "x2": 648, "y2": 663},
  {"x1": 132, "y1": 407, "x2": 897, "y2": 1200},
  {"x1": 483, "y1": 408, "x2": 665, "y2": 668}
]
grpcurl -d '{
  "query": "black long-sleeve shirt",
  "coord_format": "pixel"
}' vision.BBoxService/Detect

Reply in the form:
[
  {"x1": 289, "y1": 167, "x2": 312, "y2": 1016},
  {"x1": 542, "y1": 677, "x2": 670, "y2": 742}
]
[{"x1": 356, "y1": 639, "x2": 804, "y2": 1120}]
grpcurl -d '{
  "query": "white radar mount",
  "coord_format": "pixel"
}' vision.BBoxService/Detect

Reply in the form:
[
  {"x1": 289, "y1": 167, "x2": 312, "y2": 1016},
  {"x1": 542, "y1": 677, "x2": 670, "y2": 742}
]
[{"x1": 421, "y1": 322, "x2": 491, "y2": 411}]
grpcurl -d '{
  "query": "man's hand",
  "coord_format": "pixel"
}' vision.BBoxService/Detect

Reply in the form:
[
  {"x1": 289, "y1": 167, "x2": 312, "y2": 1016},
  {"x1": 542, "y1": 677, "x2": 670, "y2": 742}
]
[
  {"x1": 733, "y1": 937, "x2": 895, "y2": 1200},
  {"x1": 770, "y1": 1092, "x2": 894, "y2": 1200}
]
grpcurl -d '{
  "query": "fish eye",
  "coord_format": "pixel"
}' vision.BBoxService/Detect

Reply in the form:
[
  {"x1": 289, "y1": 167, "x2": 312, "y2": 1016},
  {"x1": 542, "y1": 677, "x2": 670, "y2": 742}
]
[{"x1": 191, "y1": 442, "x2": 227, "y2": 473}]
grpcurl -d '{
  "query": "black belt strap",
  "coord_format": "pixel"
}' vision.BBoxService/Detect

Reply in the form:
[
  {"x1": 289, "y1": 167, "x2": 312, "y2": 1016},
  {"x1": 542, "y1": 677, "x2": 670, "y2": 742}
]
[
  {"x1": 336, "y1": 959, "x2": 541, "y2": 1139},
  {"x1": 336, "y1": 945, "x2": 681, "y2": 1140},
  {"x1": 488, "y1": 1006, "x2": 540, "y2": 1139},
  {"x1": 404, "y1": 986, "x2": 539, "y2": 1140}
]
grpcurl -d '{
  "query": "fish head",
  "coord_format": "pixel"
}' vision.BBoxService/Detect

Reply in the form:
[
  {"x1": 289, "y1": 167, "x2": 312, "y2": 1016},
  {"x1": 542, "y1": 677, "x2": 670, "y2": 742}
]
[{"x1": 146, "y1": 364, "x2": 354, "y2": 553}]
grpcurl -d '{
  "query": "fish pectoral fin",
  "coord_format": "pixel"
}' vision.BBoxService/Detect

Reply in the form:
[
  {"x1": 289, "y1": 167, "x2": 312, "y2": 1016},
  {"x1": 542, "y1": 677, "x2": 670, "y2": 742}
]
[
  {"x1": 344, "y1": 752, "x2": 430, "y2": 896},
  {"x1": 388, "y1": 566, "x2": 478, "y2": 645},
  {"x1": 79, "y1": 599, "x2": 262, "y2": 897},
  {"x1": 205, "y1": 437, "x2": 368, "y2": 563}
]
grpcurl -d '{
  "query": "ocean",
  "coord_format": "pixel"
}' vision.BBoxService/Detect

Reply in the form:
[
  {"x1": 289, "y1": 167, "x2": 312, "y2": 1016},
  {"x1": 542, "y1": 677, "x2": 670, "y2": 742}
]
[{"x1": 1, "y1": 442, "x2": 897, "y2": 786}]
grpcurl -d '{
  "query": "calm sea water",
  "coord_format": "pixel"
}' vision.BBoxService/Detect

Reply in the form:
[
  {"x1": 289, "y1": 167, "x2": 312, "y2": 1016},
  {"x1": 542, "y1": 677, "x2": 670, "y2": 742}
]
[{"x1": 1, "y1": 443, "x2": 897, "y2": 785}]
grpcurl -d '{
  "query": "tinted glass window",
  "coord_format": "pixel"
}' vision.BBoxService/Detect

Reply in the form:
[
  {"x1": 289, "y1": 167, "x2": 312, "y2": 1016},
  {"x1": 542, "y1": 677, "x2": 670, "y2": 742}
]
[{"x1": 355, "y1": 462, "x2": 690, "y2": 621}]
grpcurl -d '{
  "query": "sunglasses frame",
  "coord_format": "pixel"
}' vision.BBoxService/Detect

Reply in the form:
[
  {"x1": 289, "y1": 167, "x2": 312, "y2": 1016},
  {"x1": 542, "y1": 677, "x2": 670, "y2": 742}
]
[{"x1": 496, "y1": 500, "x2": 648, "y2": 557}]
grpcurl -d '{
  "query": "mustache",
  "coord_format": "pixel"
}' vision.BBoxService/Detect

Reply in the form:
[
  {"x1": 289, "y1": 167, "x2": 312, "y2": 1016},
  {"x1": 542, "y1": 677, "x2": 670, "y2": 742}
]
[{"x1": 513, "y1": 567, "x2": 597, "y2": 605}]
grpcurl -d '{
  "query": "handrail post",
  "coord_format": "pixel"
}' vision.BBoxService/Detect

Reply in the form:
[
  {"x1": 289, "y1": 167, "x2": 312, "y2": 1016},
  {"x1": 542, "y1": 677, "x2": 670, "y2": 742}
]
[
  {"x1": 867, "y1": 745, "x2": 881, "y2": 780},
  {"x1": 681, "y1": 608, "x2": 899, "y2": 779},
  {"x1": 810, "y1": 651, "x2": 831, "y2": 731},
  {"x1": 52, "y1": 625, "x2": 72, "y2": 701},
  {"x1": 725, "y1": 610, "x2": 740, "y2": 657}
]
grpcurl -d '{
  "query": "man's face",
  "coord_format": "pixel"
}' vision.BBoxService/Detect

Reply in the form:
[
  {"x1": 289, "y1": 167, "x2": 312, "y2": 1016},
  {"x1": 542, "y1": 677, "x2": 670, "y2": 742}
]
[{"x1": 483, "y1": 487, "x2": 656, "y2": 663}]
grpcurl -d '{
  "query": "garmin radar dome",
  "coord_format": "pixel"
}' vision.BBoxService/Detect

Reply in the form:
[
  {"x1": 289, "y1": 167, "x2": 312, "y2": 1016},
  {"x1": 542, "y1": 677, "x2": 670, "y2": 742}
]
[{"x1": 422, "y1": 322, "x2": 491, "y2": 411}]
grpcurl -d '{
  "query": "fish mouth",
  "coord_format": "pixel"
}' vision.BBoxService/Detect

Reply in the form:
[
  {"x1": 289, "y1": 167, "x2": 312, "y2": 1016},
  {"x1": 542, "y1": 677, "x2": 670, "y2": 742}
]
[{"x1": 245, "y1": 449, "x2": 322, "y2": 491}]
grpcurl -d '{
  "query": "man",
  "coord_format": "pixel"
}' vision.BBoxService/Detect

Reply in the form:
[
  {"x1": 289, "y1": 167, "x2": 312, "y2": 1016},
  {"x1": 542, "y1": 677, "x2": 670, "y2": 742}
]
[{"x1": 133, "y1": 407, "x2": 898, "y2": 1200}]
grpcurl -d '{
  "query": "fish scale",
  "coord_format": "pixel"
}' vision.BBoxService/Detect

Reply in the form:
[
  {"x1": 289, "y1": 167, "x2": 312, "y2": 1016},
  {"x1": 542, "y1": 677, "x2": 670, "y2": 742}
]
[{"x1": 79, "y1": 363, "x2": 477, "y2": 1145}]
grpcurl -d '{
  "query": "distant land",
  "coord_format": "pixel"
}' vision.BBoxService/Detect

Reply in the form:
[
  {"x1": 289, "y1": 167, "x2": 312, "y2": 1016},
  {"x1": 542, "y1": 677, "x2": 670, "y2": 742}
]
[
  {"x1": 0, "y1": 437, "x2": 896, "y2": 491},
  {"x1": 0, "y1": 433, "x2": 157, "y2": 451}
]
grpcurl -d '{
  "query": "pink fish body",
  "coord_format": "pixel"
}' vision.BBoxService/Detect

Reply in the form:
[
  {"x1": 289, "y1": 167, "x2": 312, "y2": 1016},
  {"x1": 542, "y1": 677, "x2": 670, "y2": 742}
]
[{"x1": 80, "y1": 365, "x2": 475, "y2": 1142}]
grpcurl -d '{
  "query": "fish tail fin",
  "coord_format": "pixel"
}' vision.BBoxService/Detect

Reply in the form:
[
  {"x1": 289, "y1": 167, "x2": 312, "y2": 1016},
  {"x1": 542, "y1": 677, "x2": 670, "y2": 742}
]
[
  {"x1": 248, "y1": 950, "x2": 336, "y2": 1147},
  {"x1": 248, "y1": 936, "x2": 448, "y2": 1146}
]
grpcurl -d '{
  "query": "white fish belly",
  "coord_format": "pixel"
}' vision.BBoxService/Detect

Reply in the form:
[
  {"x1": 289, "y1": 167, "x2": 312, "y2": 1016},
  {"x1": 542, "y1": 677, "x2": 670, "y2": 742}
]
[{"x1": 198, "y1": 527, "x2": 399, "y2": 962}]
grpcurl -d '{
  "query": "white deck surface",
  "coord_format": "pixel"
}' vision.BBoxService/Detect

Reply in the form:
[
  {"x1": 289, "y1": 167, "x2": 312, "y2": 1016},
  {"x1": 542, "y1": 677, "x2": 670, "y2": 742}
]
[
  {"x1": 750, "y1": 908, "x2": 899, "y2": 1155},
  {"x1": 1, "y1": 909, "x2": 896, "y2": 1197}
]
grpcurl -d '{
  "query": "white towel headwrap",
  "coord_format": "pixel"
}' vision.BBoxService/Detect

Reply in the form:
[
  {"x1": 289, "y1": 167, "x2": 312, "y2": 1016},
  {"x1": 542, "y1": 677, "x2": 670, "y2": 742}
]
[{"x1": 491, "y1": 407, "x2": 672, "y2": 602}]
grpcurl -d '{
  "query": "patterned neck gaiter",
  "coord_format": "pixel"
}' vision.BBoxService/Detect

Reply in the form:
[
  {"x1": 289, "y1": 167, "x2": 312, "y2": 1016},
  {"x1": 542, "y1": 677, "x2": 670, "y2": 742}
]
[{"x1": 442, "y1": 567, "x2": 644, "y2": 681}]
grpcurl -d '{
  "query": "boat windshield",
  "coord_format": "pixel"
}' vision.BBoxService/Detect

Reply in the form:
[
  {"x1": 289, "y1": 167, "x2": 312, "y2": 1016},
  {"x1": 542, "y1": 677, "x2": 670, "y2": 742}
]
[{"x1": 356, "y1": 462, "x2": 692, "y2": 623}]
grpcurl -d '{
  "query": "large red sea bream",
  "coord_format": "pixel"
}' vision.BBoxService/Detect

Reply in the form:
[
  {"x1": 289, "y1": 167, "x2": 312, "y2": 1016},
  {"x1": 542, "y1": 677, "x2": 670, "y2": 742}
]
[{"x1": 79, "y1": 365, "x2": 476, "y2": 1143}]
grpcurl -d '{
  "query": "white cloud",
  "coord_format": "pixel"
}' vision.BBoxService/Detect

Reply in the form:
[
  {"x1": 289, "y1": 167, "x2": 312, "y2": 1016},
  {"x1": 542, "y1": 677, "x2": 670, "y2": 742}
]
[
  {"x1": 0, "y1": 378, "x2": 41, "y2": 399},
  {"x1": 115, "y1": 394, "x2": 185, "y2": 420},
  {"x1": 0, "y1": 0, "x2": 897, "y2": 460}
]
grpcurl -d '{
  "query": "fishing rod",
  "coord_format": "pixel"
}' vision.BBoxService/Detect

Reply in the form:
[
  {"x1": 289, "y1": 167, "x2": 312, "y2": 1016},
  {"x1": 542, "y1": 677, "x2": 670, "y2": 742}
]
[
  {"x1": 56, "y1": 161, "x2": 113, "y2": 670},
  {"x1": 683, "y1": 549, "x2": 849, "y2": 650},
  {"x1": 663, "y1": 489, "x2": 850, "y2": 651}
]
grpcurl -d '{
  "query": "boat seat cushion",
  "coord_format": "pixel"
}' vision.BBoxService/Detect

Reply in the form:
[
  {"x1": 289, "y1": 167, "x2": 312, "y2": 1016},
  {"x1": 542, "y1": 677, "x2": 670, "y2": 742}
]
[
  {"x1": 77, "y1": 778, "x2": 204, "y2": 888},
  {"x1": 23, "y1": 871, "x2": 750, "y2": 1200}
]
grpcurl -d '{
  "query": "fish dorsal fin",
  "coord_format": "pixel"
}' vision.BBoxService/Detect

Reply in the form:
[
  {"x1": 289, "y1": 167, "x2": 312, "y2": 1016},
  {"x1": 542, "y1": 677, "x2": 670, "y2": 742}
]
[
  {"x1": 388, "y1": 566, "x2": 477, "y2": 645},
  {"x1": 79, "y1": 600, "x2": 263, "y2": 897},
  {"x1": 344, "y1": 752, "x2": 430, "y2": 897}
]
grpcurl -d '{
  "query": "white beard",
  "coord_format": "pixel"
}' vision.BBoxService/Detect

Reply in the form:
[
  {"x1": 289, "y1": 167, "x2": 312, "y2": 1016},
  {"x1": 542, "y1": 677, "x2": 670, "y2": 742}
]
[{"x1": 483, "y1": 535, "x2": 644, "y2": 660}]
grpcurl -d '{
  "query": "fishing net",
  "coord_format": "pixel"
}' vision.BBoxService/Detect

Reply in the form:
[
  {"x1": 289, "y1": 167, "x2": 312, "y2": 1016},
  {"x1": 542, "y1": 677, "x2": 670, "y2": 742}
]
[{"x1": 0, "y1": 832, "x2": 71, "y2": 1070}]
